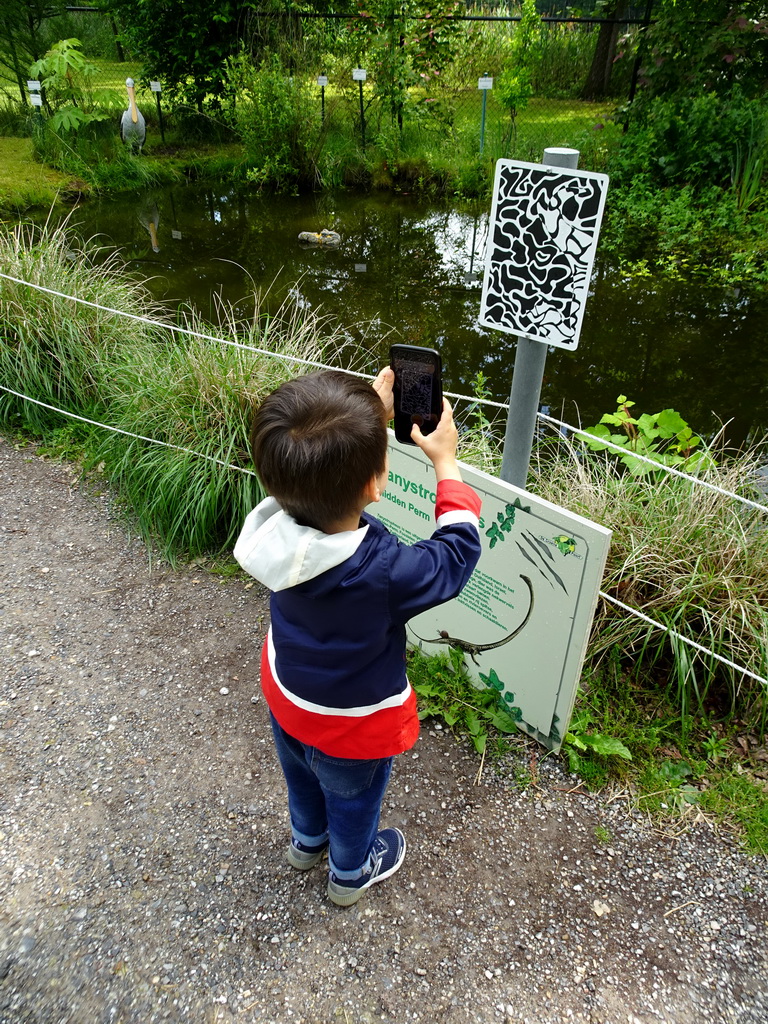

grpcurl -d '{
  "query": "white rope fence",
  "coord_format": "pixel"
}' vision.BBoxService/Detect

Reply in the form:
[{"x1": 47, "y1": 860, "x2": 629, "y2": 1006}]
[{"x1": 1, "y1": 271, "x2": 766, "y2": 689}]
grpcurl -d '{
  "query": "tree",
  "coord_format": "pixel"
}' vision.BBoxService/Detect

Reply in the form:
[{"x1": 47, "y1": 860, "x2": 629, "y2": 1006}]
[
  {"x1": 0, "y1": 0, "x2": 65, "y2": 103},
  {"x1": 636, "y1": 0, "x2": 768, "y2": 101},
  {"x1": 580, "y1": 1, "x2": 632, "y2": 100},
  {"x1": 99, "y1": 0, "x2": 260, "y2": 110},
  {"x1": 497, "y1": 0, "x2": 542, "y2": 150}
]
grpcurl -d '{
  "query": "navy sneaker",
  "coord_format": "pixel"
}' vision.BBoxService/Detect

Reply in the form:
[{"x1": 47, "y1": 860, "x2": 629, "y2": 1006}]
[
  {"x1": 327, "y1": 828, "x2": 406, "y2": 907},
  {"x1": 286, "y1": 838, "x2": 329, "y2": 870}
]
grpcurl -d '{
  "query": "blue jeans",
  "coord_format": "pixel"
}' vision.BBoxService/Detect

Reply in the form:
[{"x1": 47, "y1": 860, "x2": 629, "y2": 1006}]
[{"x1": 269, "y1": 713, "x2": 393, "y2": 879}]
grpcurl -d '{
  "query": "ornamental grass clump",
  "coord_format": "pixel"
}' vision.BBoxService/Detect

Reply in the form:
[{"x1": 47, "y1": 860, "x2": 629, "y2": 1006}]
[
  {"x1": 0, "y1": 220, "x2": 357, "y2": 556},
  {"x1": 96, "y1": 292, "x2": 353, "y2": 556},
  {"x1": 0, "y1": 218, "x2": 161, "y2": 432}
]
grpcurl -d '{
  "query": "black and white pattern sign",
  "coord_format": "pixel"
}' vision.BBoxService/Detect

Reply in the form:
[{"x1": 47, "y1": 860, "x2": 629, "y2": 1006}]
[{"x1": 480, "y1": 160, "x2": 609, "y2": 351}]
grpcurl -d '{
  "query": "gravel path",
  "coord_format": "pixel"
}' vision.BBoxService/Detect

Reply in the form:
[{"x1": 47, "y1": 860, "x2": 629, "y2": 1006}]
[{"x1": 1, "y1": 436, "x2": 766, "y2": 1024}]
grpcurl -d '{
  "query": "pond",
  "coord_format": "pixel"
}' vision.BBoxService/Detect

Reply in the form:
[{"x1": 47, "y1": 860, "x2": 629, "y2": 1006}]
[{"x1": 58, "y1": 185, "x2": 768, "y2": 447}]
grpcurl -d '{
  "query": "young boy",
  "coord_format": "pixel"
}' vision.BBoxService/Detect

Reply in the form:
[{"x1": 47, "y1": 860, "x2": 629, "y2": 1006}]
[{"x1": 234, "y1": 367, "x2": 482, "y2": 906}]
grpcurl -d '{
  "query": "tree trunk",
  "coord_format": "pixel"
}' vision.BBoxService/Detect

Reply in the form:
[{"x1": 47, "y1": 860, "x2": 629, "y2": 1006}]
[
  {"x1": 2, "y1": 19, "x2": 28, "y2": 105},
  {"x1": 581, "y1": 1, "x2": 629, "y2": 99}
]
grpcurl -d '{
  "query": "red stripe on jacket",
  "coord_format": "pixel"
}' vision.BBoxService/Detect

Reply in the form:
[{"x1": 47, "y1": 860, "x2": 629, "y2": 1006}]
[{"x1": 260, "y1": 643, "x2": 420, "y2": 759}]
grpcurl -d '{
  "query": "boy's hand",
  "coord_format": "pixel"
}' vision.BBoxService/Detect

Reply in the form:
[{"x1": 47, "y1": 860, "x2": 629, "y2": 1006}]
[
  {"x1": 372, "y1": 366, "x2": 394, "y2": 421},
  {"x1": 411, "y1": 399, "x2": 462, "y2": 482}
]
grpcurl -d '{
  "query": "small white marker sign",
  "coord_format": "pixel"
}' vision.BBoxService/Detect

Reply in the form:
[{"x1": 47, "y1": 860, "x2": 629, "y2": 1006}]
[
  {"x1": 317, "y1": 75, "x2": 328, "y2": 87},
  {"x1": 27, "y1": 80, "x2": 41, "y2": 91},
  {"x1": 30, "y1": 94, "x2": 43, "y2": 107},
  {"x1": 352, "y1": 68, "x2": 367, "y2": 82},
  {"x1": 150, "y1": 81, "x2": 162, "y2": 93},
  {"x1": 478, "y1": 76, "x2": 493, "y2": 90}
]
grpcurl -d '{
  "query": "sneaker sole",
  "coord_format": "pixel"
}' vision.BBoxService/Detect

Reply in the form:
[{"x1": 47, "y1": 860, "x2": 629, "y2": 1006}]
[
  {"x1": 286, "y1": 846, "x2": 327, "y2": 870},
  {"x1": 327, "y1": 834, "x2": 406, "y2": 907}
]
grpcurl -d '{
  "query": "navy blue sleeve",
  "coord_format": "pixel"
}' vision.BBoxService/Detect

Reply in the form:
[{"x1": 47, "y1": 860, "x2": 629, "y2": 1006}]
[{"x1": 384, "y1": 522, "x2": 482, "y2": 623}]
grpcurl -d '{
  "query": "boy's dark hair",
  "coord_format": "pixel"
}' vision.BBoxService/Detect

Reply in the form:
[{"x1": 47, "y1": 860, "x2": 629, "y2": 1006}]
[{"x1": 250, "y1": 370, "x2": 388, "y2": 530}]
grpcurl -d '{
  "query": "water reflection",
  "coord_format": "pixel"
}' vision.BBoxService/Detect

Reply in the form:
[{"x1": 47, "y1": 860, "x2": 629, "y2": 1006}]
[{"x1": 62, "y1": 185, "x2": 767, "y2": 444}]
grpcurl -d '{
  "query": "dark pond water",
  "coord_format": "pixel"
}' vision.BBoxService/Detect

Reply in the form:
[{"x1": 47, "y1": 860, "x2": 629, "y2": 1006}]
[{"x1": 60, "y1": 185, "x2": 767, "y2": 446}]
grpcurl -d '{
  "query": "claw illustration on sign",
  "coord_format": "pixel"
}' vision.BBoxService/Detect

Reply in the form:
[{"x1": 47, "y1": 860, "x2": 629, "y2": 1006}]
[{"x1": 409, "y1": 574, "x2": 534, "y2": 665}]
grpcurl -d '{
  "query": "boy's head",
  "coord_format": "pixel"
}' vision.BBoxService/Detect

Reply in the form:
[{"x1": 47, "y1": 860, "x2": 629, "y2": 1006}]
[{"x1": 250, "y1": 370, "x2": 388, "y2": 530}]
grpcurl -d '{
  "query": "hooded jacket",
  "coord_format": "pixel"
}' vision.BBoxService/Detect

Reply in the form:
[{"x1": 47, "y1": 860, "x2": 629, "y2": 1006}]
[{"x1": 234, "y1": 478, "x2": 482, "y2": 759}]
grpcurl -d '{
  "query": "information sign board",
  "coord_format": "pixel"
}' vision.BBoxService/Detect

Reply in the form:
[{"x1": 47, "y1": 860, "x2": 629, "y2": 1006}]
[
  {"x1": 352, "y1": 68, "x2": 367, "y2": 81},
  {"x1": 317, "y1": 75, "x2": 329, "y2": 87},
  {"x1": 372, "y1": 437, "x2": 611, "y2": 750},
  {"x1": 479, "y1": 159, "x2": 609, "y2": 351},
  {"x1": 150, "y1": 81, "x2": 162, "y2": 92},
  {"x1": 478, "y1": 76, "x2": 493, "y2": 90}
]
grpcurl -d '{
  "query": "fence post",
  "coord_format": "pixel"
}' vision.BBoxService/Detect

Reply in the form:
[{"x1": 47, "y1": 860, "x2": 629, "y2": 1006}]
[{"x1": 499, "y1": 147, "x2": 580, "y2": 489}]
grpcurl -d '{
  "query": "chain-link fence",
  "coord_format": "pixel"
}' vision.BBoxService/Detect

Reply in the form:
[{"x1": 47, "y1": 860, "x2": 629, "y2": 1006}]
[{"x1": 0, "y1": 4, "x2": 654, "y2": 168}]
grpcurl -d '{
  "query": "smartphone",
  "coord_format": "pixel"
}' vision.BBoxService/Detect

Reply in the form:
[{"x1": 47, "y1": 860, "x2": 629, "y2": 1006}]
[{"x1": 390, "y1": 344, "x2": 443, "y2": 445}]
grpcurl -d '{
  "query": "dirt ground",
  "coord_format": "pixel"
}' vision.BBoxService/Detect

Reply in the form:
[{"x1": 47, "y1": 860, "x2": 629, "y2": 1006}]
[{"x1": 1, "y1": 435, "x2": 766, "y2": 1024}]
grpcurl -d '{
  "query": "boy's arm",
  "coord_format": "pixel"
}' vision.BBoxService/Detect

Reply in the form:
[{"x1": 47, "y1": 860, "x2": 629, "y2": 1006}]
[
  {"x1": 411, "y1": 398, "x2": 461, "y2": 482},
  {"x1": 384, "y1": 482, "x2": 482, "y2": 623},
  {"x1": 385, "y1": 397, "x2": 481, "y2": 620}
]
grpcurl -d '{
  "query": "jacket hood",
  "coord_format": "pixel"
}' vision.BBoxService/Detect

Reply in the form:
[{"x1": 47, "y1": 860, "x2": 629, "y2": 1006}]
[{"x1": 234, "y1": 497, "x2": 369, "y2": 593}]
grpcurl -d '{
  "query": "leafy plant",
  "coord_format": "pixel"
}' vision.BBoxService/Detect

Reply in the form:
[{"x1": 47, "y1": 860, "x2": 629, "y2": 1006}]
[
  {"x1": 225, "y1": 52, "x2": 316, "y2": 190},
  {"x1": 731, "y1": 139, "x2": 766, "y2": 214},
  {"x1": 639, "y1": 758, "x2": 701, "y2": 813},
  {"x1": 563, "y1": 705, "x2": 632, "y2": 782},
  {"x1": 702, "y1": 731, "x2": 729, "y2": 763},
  {"x1": 30, "y1": 38, "x2": 119, "y2": 133},
  {"x1": 496, "y1": 0, "x2": 541, "y2": 151},
  {"x1": 407, "y1": 646, "x2": 521, "y2": 756},
  {"x1": 581, "y1": 394, "x2": 715, "y2": 477}
]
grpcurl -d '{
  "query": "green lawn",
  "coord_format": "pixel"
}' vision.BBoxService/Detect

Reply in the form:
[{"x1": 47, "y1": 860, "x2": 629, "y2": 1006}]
[{"x1": 0, "y1": 137, "x2": 69, "y2": 213}]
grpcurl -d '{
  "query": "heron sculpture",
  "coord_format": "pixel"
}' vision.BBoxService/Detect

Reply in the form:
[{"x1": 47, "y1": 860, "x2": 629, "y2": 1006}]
[{"x1": 121, "y1": 78, "x2": 146, "y2": 154}]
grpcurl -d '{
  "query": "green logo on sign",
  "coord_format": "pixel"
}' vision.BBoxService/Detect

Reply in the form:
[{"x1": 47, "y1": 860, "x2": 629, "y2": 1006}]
[{"x1": 552, "y1": 535, "x2": 577, "y2": 556}]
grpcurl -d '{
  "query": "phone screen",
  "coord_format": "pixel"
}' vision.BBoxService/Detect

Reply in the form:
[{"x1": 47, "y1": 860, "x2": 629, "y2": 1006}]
[{"x1": 391, "y1": 345, "x2": 442, "y2": 444}]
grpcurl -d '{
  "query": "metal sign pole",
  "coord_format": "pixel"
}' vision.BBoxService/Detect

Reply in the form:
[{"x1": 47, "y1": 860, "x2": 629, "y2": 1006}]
[
  {"x1": 353, "y1": 68, "x2": 367, "y2": 151},
  {"x1": 317, "y1": 74, "x2": 328, "y2": 123},
  {"x1": 478, "y1": 74, "x2": 493, "y2": 155},
  {"x1": 499, "y1": 147, "x2": 580, "y2": 489},
  {"x1": 150, "y1": 81, "x2": 165, "y2": 144}
]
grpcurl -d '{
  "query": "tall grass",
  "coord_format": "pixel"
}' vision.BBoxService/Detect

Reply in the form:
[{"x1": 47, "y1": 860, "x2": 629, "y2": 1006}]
[
  {"x1": 455, "y1": 421, "x2": 768, "y2": 730},
  {"x1": 527, "y1": 439, "x2": 768, "y2": 725},
  {"x1": 0, "y1": 220, "x2": 358, "y2": 555}
]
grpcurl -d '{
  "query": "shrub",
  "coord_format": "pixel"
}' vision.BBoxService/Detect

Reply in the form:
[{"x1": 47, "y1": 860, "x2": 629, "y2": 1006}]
[{"x1": 226, "y1": 53, "x2": 318, "y2": 190}]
